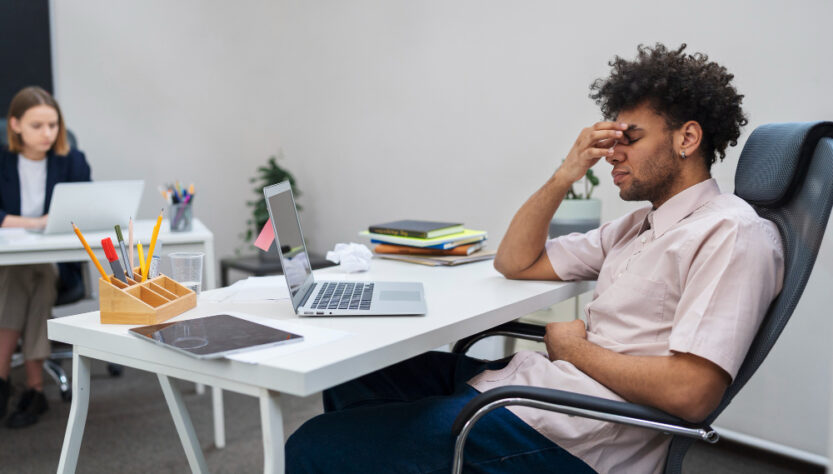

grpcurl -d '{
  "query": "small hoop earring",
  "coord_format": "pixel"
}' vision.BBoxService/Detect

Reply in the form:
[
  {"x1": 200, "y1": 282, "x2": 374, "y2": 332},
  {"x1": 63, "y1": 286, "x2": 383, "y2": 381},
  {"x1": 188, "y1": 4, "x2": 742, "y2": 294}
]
[{"x1": 681, "y1": 150, "x2": 686, "y2": 160}]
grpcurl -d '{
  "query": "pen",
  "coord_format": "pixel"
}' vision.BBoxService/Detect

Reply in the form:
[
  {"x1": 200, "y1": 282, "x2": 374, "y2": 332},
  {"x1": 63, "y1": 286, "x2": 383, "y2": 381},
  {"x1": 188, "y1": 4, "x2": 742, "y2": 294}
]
[
  {"x1": 143, "y1": 209, "x2": 163, "y2": 282},
  {"x1": 128, "y1": 217, "x2": 134, "y2": 272},
  {"x1": 148, "y1": 242, "x2": 162, "y2": 278},
  {"x1": 101, "y1": 238, "x2": 127, "y2": 283},
  {"x1": 114, "y1": 224, "x2": 134, "y2": 279},
  {"x1": 72, "y1": 222, "x2": 108, "y2": 279},
  {"x1": 137, "y1": 240, "x2": 145, "y2": 277}
]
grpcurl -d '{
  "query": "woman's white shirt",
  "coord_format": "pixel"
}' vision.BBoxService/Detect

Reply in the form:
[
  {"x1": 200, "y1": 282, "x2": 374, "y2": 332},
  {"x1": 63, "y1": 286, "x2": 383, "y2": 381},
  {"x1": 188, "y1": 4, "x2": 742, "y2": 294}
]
[{"x1": 18, "y1": 155, "x2": 47, "y2": 217}]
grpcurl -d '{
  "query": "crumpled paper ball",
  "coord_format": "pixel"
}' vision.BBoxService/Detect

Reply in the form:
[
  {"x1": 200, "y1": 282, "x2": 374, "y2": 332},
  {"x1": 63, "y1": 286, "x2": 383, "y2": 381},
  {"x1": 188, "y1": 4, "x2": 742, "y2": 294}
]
[{"x1": 326, "y1": 242, "x2": 373, "y2": 273}]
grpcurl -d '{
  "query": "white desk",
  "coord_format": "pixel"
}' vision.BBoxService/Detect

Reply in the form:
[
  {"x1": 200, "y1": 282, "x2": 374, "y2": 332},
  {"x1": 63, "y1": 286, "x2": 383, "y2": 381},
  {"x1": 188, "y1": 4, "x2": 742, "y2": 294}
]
[
  {"x1": 0, "y1": 218, "x2": 216, "y2": 289},
  {"x1": 48, "y1": 259, "x2": 594, "y2": 473}
]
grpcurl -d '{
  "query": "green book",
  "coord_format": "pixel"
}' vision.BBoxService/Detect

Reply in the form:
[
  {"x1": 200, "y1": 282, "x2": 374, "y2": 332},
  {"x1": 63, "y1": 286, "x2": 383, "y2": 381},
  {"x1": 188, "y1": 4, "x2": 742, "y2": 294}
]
[
  {"x1": 368, "y1": 220, "x2": 464, "y2": 239},
  {"x1": 360, "y1": 229, "x2": 487, "y2": 248}
]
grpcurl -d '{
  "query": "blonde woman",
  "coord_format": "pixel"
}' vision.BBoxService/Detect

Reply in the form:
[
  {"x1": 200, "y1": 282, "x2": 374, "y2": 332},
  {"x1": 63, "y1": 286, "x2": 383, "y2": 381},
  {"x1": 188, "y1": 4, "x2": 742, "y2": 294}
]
[{"x1": 0, "y1": 86, "x2": 91, "y2": 428}]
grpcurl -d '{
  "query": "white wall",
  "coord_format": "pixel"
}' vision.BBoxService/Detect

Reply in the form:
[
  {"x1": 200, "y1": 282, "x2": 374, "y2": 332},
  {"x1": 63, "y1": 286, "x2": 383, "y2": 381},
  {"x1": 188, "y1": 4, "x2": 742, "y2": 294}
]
[
  {"x1": 52, "y1": 1, "x2": 285, "y2": 274},
  {"x1": 52, "y1": 0, "x2": 833, "y2": 458}
]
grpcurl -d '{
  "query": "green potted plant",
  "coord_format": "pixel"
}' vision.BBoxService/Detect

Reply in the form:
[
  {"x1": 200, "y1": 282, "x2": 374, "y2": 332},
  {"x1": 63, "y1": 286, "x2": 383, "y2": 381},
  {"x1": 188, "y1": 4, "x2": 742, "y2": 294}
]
[
  {"x1": 550, "y1": 169, "x2": 602, "y2": 237},
  {"x1": 243, "y1": 151, "x2": 301, "y2": 260}
]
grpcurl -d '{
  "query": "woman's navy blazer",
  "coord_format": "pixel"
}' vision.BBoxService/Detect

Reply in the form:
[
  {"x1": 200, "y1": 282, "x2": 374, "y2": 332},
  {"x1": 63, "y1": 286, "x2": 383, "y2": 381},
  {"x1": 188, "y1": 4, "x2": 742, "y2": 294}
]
[{"x1": 0, "y1": 146, "x2": 92, "y2": 297}]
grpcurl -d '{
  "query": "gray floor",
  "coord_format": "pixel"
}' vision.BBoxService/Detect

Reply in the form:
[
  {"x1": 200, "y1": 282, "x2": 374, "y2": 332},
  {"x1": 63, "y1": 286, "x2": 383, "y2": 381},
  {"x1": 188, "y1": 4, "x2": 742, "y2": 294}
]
[{"x1": 0, "y1": 359, "x2": 823, "y2": 474}]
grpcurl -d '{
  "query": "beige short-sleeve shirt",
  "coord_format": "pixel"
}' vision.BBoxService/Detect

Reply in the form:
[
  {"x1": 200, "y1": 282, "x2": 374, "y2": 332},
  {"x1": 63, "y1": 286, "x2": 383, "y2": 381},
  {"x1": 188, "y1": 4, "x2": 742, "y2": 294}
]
[{"x1": 469, "y1": 179, "x2": 784, "y2": 473}]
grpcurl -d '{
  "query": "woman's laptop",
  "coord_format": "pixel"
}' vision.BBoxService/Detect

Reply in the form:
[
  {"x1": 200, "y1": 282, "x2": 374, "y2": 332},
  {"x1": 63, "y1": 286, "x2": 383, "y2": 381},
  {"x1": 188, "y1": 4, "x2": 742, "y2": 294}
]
[
  {"x1": 41, "y1": 180, "x2": 144, "y2": 234},
  {"x1": 263, "y1": 181, "x2": 426, "y2": 317}
]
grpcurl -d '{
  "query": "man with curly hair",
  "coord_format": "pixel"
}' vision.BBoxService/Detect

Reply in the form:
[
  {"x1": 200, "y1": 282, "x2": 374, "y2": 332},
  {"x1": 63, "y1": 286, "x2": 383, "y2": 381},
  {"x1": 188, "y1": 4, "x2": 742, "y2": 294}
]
[{"x1": 285, "y1": 44, "x2": 784, "y2": 473}]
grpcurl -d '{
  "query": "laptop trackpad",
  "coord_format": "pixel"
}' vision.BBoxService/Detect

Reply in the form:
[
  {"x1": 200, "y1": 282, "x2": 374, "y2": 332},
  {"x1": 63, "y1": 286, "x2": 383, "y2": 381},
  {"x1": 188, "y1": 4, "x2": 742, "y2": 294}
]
[{"x1": 380, "y1": 290, "x2": 422, "y2": 301}]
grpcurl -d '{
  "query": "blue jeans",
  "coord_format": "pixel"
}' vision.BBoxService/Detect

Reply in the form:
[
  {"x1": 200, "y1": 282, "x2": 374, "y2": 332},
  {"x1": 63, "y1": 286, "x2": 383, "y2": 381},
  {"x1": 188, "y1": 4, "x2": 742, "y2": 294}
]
[{"x1": 285, "y1": 351, "x2": 596, "y2": 473}]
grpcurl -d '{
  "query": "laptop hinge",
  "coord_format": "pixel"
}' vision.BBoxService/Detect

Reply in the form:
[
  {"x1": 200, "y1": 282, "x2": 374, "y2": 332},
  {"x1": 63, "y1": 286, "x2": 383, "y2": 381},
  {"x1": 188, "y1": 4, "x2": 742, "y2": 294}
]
[{"x1": 299, "y1": 283, "x2": 316, "y2": 308}]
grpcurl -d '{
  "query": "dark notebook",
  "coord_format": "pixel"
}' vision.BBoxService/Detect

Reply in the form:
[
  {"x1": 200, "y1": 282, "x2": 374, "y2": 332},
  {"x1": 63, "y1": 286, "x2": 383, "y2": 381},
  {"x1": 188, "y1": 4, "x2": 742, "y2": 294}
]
[{"x1": 368, "y1": 220, "x2": 464, "y2": 239}]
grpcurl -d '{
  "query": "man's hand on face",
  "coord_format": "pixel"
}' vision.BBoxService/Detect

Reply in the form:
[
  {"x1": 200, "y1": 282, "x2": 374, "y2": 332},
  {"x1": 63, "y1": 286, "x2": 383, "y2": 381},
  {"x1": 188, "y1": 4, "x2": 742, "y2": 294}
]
[
  {"x1": 544, "y1": 319, "x2": 588, "y2": 362},
  {"x1": 556, "y1": 122, "x2": 628, "y2": 184}
]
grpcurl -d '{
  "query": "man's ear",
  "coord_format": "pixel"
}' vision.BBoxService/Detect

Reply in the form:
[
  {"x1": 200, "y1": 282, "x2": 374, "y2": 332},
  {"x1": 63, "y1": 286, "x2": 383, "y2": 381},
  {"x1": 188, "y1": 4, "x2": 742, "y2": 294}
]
[{"x1": 678, "y1": 120, "x2": 702, "y2": 159}]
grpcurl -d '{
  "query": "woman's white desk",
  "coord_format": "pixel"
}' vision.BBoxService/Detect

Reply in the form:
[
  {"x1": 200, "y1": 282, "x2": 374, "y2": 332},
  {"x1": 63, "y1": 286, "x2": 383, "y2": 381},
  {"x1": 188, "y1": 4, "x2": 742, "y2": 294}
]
[
  {"x1": 0, "y1": 218, "x2": 216, "y2": 288},
  {"x1": 48, "y1": 259, "x2": 594, "y2": 474}
]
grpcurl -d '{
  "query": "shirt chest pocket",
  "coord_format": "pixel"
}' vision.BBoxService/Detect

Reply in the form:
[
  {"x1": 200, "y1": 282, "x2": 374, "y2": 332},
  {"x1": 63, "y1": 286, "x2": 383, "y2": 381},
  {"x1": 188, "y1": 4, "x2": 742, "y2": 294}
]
[{"x1": 587, "y1": 274, "x2": 670, "y2": 343}]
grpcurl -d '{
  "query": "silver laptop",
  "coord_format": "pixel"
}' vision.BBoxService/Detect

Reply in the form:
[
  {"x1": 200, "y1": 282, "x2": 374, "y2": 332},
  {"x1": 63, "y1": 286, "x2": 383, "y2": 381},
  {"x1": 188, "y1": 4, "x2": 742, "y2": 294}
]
[
  {"x1": 42, "y1": 180, "x2": 144, "y2": 234},
  {"x1": 263, "y1": 181, "x2": 426, "y2": 316}
]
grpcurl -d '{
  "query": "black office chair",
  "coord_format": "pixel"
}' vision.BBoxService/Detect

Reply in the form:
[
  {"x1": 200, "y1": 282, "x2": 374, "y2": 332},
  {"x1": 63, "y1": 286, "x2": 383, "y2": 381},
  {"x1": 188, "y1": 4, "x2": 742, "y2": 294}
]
[{"x1": 450, "y1": 121, "x2": 833, "y2": 474}]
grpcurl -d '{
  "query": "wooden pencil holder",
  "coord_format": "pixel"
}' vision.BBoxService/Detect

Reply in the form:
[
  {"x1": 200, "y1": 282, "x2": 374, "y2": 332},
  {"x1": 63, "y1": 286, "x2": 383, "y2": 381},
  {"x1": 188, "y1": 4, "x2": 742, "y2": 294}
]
[{"x1": 98, "y1": 267, "x2": 197, "y2": 325}]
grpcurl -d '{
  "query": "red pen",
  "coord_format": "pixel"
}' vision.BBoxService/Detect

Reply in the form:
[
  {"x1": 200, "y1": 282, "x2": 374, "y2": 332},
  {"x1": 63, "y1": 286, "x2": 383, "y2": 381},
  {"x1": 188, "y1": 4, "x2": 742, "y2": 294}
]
[{"x1": 102, "y1": 237, "x2": 127, "y2": 283}]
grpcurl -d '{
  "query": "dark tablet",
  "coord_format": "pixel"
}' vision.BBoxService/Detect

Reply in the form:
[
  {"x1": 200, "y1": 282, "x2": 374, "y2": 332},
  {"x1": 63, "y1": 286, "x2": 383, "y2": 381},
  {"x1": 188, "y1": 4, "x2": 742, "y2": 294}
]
[{"x1": 129, "y1": 314, "x2": 303, "y2": 359}]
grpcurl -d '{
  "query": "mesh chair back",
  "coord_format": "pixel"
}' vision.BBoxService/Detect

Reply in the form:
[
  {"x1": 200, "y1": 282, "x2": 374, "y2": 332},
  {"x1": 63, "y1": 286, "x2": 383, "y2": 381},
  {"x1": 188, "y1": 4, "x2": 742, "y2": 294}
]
[{"x1": 665, "y1": 122, "x2": 833, "y2": 473}]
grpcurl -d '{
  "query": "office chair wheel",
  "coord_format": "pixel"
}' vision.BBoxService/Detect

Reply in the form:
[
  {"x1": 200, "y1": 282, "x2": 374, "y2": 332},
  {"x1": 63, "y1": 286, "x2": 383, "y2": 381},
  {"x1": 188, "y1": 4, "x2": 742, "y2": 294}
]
[
  {"x1": 60, "y1": 387, "x2": 72, "y2": 402},
  {"x1": 107, "y1": 363, "x2": 123, "y2": 377}
]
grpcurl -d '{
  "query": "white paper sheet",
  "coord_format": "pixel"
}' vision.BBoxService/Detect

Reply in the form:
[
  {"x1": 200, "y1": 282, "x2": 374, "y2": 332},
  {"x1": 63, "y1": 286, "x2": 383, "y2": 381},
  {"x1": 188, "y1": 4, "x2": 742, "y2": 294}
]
[
  {"x1": 0, "y1": 228, "x2": 39, "y2": 245},
  {"x1": 199, "y1": 275, "x2": 290, "y2": 303},
  {"x1": 223, "y1": 312, "x2": 351, "y2": 364}
]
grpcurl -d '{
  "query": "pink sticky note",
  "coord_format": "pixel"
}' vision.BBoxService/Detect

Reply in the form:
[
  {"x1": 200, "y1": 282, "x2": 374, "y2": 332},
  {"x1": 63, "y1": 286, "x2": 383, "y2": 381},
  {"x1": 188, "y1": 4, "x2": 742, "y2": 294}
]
[{"x1": 254, "y1": 220, "x2": 275, "y2": 251}]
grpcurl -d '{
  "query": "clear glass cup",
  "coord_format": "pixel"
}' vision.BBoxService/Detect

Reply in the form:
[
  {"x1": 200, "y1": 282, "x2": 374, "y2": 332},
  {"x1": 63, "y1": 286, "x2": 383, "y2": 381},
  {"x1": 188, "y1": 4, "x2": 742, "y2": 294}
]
[
  {"x1": 168, "y1": 252, "x2": 205, "y2": 294},
  {"x1": 169, "y1": 202, "x2": 193, "y2": 232}
]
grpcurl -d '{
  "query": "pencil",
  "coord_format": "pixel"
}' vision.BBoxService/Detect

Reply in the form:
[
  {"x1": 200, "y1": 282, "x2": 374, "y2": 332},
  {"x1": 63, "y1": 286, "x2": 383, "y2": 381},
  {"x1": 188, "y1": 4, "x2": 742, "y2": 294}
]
[
  {"x1": 72, "y1": 222, "x2": 108, "y2": 279},
  {"x1": 128, "y1": 217, "x2": 134, "y2": 271},
  {"x1": 143, "y1": 208, "x2": 163, "y2": 282},
  {"x1": 137, "y1": 240, "x2": 145, "y2": 277}
]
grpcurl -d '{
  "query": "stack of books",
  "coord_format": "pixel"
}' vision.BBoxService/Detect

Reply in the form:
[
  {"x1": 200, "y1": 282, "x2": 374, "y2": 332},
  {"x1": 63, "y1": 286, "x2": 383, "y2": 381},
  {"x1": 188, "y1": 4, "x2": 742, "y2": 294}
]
[{"x1": 359, "y1": 220, "x2": 495, "y2": 267}]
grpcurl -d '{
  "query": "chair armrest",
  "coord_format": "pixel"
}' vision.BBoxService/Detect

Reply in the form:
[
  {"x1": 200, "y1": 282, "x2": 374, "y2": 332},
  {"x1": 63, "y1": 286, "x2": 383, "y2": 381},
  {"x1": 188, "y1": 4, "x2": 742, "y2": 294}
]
[
  {"x1": 451, "y1": 385, "x2": 718, "y2": 443},
  {"x1": 452, "y1": 321, "x2": 546, "y2": 354}
]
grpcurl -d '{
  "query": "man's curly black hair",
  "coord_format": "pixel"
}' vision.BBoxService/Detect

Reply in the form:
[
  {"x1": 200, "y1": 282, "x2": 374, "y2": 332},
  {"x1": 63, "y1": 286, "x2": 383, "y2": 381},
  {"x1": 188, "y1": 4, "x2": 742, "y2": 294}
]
[{"x1": 589, "y1": 43, "x2": 748, "y2": 171}]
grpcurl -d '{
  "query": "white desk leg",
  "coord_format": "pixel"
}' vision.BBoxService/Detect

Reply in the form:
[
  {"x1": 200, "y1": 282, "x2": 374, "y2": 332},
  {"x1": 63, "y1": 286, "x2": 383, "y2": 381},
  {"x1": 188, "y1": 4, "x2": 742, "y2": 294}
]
[
  {"x1": 57, "y1": 349, "x2": 91, "y2": 474},
  {"x1": 201, "y1": 238, "x2": 227, "y2": 451},
  {"x1": 260, "y1": 388, "x2": 284, "y2": 474},
  {"x1": 158, "y1": 374, "x2": 209, "y2": 474},
  {"x1": 212, "y1": 385, "x2": 225, "y2": 448},
  {"x1": 203, "y1": 237, "x2": 217, "y2": 290},
  {"x1": 196, "y1": 382, "x2": 206, "y2": 395}
]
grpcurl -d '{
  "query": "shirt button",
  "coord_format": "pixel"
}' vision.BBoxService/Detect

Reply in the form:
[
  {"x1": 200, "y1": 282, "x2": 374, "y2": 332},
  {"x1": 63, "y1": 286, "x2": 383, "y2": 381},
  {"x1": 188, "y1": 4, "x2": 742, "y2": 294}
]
[{"x1": 640, "y1": 236, "x2": 647, "y2": 243}]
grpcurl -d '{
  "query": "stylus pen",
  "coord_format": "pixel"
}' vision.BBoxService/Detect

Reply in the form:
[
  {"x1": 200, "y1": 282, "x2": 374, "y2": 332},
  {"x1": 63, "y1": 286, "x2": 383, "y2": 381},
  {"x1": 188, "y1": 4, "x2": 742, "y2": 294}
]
[
  {"x1": 101, "y1": 237, "x2": 127, "y2": 283},
  {"x1": 148, "y1": 242, "x2": 162, "y2": 278},
  {"x1": 114, "y1": 225, "x2": 134, "y2": 279}
]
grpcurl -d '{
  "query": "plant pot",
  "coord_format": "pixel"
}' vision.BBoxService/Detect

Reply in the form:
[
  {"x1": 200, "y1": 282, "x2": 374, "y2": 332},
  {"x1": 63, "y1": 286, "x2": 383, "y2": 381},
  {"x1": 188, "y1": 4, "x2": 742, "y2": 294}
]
[{"x1": 550, "y1": 198, "x2": 602, "y2": 237}]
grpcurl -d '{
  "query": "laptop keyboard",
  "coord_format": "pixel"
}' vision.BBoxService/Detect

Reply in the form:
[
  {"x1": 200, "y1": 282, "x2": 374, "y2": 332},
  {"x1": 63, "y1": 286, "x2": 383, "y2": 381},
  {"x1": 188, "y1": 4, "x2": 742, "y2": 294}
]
[{"x1": 310, "y1": 282, "x2": 374, "y2": 311}]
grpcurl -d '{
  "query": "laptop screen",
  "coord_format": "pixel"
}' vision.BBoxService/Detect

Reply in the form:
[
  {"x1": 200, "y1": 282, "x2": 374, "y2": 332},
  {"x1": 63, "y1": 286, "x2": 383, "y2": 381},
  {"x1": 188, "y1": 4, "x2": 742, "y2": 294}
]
[{"x1": 263, "y1": 182, "x2": 315, "y2": 309}]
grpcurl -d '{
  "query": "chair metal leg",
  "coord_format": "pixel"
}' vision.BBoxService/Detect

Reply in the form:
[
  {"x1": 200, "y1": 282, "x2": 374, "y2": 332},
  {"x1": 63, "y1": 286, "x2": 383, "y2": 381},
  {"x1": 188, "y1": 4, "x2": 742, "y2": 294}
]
[
  {"x1": 157, "y1": 374, "x2": 209, "y2": 474},
  {"x1": 260, "y1": 388, "x2": 284, "y2": 474},
  {"x1": 43, "y1": 359, "x2": 71, "y2": 401},
  {"x1": 57, "y1": 349, "x2": 91, "y2": 474}
]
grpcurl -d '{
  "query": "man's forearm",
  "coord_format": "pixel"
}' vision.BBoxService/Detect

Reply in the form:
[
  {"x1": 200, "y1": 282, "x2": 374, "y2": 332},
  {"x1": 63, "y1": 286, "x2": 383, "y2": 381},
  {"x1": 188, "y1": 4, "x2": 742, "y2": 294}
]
[
  {"x1": 494, "y1": 173, "x2": 572, "y2": 275},
  {"x1": 554, "y1": 336, "x2": 725, "y2": 422}
]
